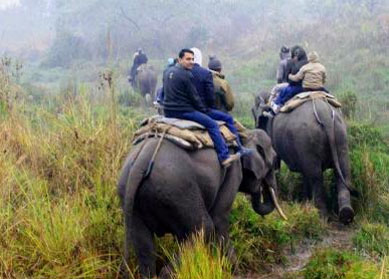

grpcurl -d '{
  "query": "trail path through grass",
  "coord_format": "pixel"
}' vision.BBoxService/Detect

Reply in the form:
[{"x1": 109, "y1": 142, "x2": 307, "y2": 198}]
[{"x1": 234, "y1": 223, "x2": 355, "y2": 279}]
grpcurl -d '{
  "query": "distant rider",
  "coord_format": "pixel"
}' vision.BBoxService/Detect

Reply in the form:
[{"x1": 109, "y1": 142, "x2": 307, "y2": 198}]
[{"x1": 129, "y1": 48, "x2": 148, "y2": 86}]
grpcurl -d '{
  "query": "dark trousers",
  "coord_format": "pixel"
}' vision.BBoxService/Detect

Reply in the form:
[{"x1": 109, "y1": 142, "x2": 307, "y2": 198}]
[
  {"x1": 164, "y1": 110, "x2": 229, "y2": 162},
  {"x1": 206, "y1": 109, "x2": 243, "y2": 147},
  {"x1": 274, "y1": 84, "x2": 304, "y2": 105}
]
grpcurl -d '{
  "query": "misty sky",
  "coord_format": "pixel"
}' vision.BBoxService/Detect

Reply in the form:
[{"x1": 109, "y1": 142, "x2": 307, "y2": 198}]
[{"x1": 0, "y1": 0, "x2": 20, "y2": 10}]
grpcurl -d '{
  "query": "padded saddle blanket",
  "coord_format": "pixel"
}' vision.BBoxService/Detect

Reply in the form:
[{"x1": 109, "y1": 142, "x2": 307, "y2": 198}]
[
  {"x1": 280, "y1": 91, "x2": 342, "y2": 113},
  {"x1": 133, "y1": 115, "x2": 248, "y2": 150}
]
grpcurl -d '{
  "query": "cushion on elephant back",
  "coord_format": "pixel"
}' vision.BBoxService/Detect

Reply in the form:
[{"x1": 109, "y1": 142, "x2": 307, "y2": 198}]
[
  {"x1": 280, "y1": 91, "x2": 342, "y2": 113},
  {"x1": 133, "y1": 116, "x2": 247, "y2": 150},
  {"x1": 136, "y1": 63, "x2": 154, "y2": 73}
]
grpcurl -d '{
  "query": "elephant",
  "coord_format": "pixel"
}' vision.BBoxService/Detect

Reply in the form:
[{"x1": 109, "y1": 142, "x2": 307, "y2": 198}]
[
  {"x1": 132, "y1": 64, "x2": 158, "y2": 105},
  {"x1": 252, "y1": 91, "x2": 356, "y2": 225},
  {"x1": 117, "y1": 129, "x2": 286, "y2": 279}
]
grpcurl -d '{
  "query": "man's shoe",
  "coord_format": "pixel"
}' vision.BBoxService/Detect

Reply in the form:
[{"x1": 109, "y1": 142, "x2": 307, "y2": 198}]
[
  {"x1": 262, "y1": 111, "x2": 275, "y2": 118},
  {"x1": 271, "y1": 102, "x2": 281, "y2": 113},
  {"x1": 239, "y1": 147, "x2": 254, "y2": 157},
  {"x1": 221, "y1": 153, "x2": 241, "y2": 167}
]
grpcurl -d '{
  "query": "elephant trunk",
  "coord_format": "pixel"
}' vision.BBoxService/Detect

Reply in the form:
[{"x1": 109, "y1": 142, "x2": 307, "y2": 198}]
[
  {"x1": 251, "y1": 187, "x2": 275, "y2": 216},
  {"x1": 251, "y1": 173, "x2": 288, "y2": 220}
]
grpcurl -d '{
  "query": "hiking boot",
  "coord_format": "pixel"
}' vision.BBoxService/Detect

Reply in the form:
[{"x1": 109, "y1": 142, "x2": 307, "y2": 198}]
[
  {"x1": 221, "y1": 153, "x2": 241, "y2": 167},
  {"x1": 239, "y1": 147, "x2": 254, "y2": 157}
]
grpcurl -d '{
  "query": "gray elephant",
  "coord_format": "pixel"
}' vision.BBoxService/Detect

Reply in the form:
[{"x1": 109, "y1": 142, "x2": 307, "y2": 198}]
[
  {"x1": 118, "y1": 129, "x2": 286, "y2": 279},
  {"x1": 132, "y1": 64, "x2": 158, "y2": 105},
  {"x1": 252, "y1": 91, "x2": 356, "y2": 225}
]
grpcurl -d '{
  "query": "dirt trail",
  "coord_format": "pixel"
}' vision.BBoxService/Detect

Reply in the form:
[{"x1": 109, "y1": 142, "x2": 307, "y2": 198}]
[{"x1": 235, "y1": 223, "x2": 355, "y2": 279}]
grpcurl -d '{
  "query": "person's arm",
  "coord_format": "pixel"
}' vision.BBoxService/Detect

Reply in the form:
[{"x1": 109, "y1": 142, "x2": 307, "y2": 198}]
[
  {"x1": 288, "y1": 66, "x2": 305, "y2": 82},
  {"x1": 322, "y1": 66, "x2": 327, "y2": 84},
  {"x1": 204, "y1": 70, "x2": 216, "y2": 109},
  {"x1": 222, "y1": 82, "x2": 235, "y2": 111},
  {"x1": 276, "y1": 61, "x2": 285, "y2": 83}
]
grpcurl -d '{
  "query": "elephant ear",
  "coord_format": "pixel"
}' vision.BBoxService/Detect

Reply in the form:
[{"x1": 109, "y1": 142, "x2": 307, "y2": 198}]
[
  {"x1": 241, "y1": 146, "x2": 266, "y2": 180},
  {"x1": 254, "y1": 130, "x2": 275, "y2": 169},
  {"x1": 241, "y1": 130, "x2": 275, "y2": 180}
]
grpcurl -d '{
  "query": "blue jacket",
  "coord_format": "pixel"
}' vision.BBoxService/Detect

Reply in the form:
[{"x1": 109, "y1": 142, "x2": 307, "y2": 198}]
[{"x1": 191, "y1": 64, "x2": 215, "y2": 109}]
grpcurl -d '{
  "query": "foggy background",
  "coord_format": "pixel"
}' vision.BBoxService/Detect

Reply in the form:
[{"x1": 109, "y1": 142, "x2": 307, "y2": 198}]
[{"x1": 1, "y1": 0, "x2": 388, "y2": 122}]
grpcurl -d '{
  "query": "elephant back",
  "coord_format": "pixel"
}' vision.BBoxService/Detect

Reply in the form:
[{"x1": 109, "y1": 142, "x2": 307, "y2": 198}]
[
  {"x1": 134, "y1": 64, "x2": 158, "y2": 98},
  {"x1": 280, "y1": 91, "x2": 341, "y2": 113}
]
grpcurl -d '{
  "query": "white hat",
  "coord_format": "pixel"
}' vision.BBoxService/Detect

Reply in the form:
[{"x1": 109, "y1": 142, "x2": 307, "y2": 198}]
[{"x1": 190, "y1": 47, "x2": 202, "y2": 66}]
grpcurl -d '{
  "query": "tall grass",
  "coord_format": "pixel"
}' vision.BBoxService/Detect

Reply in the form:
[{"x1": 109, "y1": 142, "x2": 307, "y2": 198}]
[
  {"x1": 0, "y1": 72, "x2": 139, "y2": 277},
  {"x1": 164, "y1": 230, "x2": 233, "y2": 279}
]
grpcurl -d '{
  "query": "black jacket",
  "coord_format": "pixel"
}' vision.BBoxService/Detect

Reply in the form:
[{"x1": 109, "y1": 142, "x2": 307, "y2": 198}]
[
  {"x1": 286, "y1": 47, "x2": 308, "y2": 86},
  {"x1": 134, "y1": 53, "x2": 148, "y2": 66},
  {"x1": 163, "y1": 64, "x2": 206, "y2": 113}
]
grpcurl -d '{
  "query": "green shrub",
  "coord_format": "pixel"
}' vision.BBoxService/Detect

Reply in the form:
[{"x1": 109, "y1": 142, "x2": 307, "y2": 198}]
[{"x1": 303, "y1": 248, "x2": 381, "y2": 279}]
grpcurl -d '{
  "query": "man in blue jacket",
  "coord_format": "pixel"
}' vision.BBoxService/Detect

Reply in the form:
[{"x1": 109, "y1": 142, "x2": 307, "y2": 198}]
[
  {"x1": 190, "y1": 47, "x2": 252, "y2": 157},
  {"x1": 163, "y1": 48, "x2": 240, "y2": 167}
]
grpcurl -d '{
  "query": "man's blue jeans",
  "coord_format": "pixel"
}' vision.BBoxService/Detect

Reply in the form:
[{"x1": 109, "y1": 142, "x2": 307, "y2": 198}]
[
  {"x1": 274, "y1": 84, "x2": 303, "y2": 105},
  {"x1": 164, "y1": 110, "x2": 230, "y2": 162},
  {"x1": 206, "y1": 109, "x2": 243, "y2": 147}
]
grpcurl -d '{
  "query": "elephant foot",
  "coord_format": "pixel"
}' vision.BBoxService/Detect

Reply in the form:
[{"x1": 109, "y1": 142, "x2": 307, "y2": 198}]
[{"x1": 339, "y1": 206, "x2": 354, "y2": 225}]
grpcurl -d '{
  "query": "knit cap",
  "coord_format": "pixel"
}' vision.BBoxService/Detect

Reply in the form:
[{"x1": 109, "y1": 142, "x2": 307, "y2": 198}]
[{"x1": 208, "y1": 55, "x2": 222, "y2": 71}]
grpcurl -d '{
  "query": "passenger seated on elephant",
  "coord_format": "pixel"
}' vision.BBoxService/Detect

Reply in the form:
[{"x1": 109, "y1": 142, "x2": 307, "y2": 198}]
[
  {"x1": 128, "y1": 48, "x2": 148, "y2": 85},
  {"x1": 270, "y1": 45, "x2": 308, "y2": 114},
  {"x1": 288, "y1": 51, "x2": 329, "y2": 93},
  {"x1": 208, "y1": 55, "x2": 235, "y2": 113},
  {"x1": 268, "y1": 46, "x2": 291, "y2": 104},
  {"x1": 163, "y1": 48, "x2": 241, "y2": 167},
  {"x1": 190, "y1": 47, "x2": 252, "y2": 157},
  {"x1": 154, "y1": 57, "x2": 177, "y2": 112}
]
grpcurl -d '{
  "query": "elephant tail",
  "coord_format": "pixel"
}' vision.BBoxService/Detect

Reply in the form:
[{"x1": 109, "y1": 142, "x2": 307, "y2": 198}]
[
  {"x1": 316, "y1": 100, "x2": 357, "y2": 196},
  {"x1": 119, "y1": 142, "x2": 155, "y2": 234}
]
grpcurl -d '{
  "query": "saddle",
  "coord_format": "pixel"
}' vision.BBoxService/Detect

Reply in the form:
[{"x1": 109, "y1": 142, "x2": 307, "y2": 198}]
[
  {"x1": 280, "y1": 91, "x2": 342, "y2": 113},
  {"x1": 133, "y1": 115, "x2": 248, "y2": 150}
]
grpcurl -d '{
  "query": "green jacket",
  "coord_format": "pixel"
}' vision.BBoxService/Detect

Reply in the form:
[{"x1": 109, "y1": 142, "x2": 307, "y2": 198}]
[{"x1": 210, "y1": 70, "x2": 235, "y2": 112}]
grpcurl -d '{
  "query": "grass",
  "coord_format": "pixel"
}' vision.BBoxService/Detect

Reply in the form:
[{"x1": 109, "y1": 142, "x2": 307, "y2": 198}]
[
  {"x1": 301, "y1": 248, "x2": 385, "y2": 279},
  {"x1": 229, "y1": 195, "x2": 325, "y2": 272},
  {"x1": 164, "y1": 230, "x2": 233, "y2": 279},
  {"x1": 353, "y1": 222, "x2": 389, "y2": 258},
  {"x1": 2, "y1": 56, "x2": 389, "y2": 278}
]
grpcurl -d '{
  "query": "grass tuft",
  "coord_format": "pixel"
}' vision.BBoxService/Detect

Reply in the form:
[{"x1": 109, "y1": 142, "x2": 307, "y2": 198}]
[{"x1": 165, "y1": 230, "x2": 232, "y2": 279}]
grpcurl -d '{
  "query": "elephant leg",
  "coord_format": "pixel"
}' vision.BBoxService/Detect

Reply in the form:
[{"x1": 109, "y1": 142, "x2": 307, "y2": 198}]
[
  {"x1": 303, "y1": 171, "x2": 328, "y2": 217},
  {"x1": 302, "y1": 177, "x2": 312, "y2": 201},
  {"x1": 131, "y1": 213, "x2": 156, "y2": 279},
  {"x1": 210, "y1": 164, "x2": 241, "y2": 240},
  {"x1": 336, "y1": 154, "x2": 354, "y2": 224},
  {"x1": 209, "y1": 164, "x2": 241, "y2": 264}
]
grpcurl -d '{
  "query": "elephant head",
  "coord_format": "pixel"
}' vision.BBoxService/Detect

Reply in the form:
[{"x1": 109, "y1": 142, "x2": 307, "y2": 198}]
[
  {"x1": 251, "y1": 91, "x2": 272, "y2": 130},
  {"x1": 240, "y1": 129, "x2": 287, "y2": 220}
]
